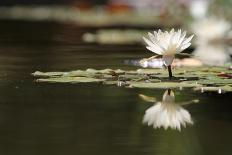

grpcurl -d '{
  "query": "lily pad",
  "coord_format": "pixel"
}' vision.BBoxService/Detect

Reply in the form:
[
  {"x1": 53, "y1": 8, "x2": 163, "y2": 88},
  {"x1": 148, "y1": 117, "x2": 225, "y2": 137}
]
[
  {"x1": 194, "y1": 85, "x2": 232, "y2": 93},
  {"x1": 36, "y1": 77, "x2": 105, "y2": 83},
  {"x1": 32, "y1": 66, "x2": 232, "y2": 93},
  {"x1": 32, "y1": 71, "x2": 65, "y2": 77},
  {"x1": 128, "y1": 81, "x2": 202, "y2": 89}
]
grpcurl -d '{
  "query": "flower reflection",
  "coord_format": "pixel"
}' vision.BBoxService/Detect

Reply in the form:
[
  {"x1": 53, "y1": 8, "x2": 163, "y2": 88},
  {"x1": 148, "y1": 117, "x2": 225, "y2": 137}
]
[{"x1": 140, "y1": 89, "x2": 199, "y2": 131}]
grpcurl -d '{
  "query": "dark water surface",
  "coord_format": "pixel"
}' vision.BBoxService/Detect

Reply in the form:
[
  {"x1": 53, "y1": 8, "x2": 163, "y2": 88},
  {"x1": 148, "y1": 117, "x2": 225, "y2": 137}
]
[{"x1": 0, "y1": 20, "x2": 232, "y2": 155}]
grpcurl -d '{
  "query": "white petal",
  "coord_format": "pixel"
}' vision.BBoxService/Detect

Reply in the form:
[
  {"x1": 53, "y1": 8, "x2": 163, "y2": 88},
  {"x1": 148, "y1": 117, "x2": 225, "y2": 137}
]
[
  {"x1": 169, "y1": 30, "x2": 179, "y2": 47},
  {"x1": 175, "y1": 29, "x2": 182, "y2": 43},
  {"x1": 170, "y1": 31, "x2": 178, "y2": 45},
  {"x1": 146, "y1": 46, "x2": 162, "y2": 55},
  {"x1": 159, "y1": 32, "x2": 170, "y2": 50},
  {"x1": 148, "y1": 33, "x2": 167, "y2": 51},
  {"x1": 143, "y1": 37, "x2": 157, "y2": 49},
  {"x1": 143, "y1": 36, "x2": 154, "y2": 47},
  {"x1": 180, "y1": 43, "x2": 191, "y2": 51},
  {"x1": 143, "y1": 29, "x2": 193, "y2": 57},
  {"x1": 177, "y1": 31, "x2": 187, "y2": 47},
  {"x1": 162, "y1": 55, "x2": 175, "y2": 66},
  {"x1": 153, "y1": 31, "x2": 158, "y2": 37},
  {"x1": 182, "y1": 35, "x2": 194, "y2": 45},
  {"x1": 148, "y1": 32, "x2": 157, "y2": 44},
  {"x1": 170, "y1": 28, "x2": 174, "y2": 34}
]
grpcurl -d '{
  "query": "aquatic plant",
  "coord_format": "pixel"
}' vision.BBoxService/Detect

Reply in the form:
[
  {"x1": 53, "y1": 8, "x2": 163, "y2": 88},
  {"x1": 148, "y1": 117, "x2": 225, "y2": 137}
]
[
  {"x1": 143, "y1": 29, "x2": 194, "y2": 79},
  {"x1": 141, "y1": 89, "x2": 198, "y2": 131},
  {"x1": 32, "y1": 66, "x2": 232, "y2": 93}
]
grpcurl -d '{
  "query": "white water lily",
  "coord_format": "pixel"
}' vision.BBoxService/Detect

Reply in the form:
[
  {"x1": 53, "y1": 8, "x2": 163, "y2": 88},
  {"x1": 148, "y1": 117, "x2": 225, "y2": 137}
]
[
  {"x1": 141, "y1": 90, "x2": 195, "y2": 131},
  {"x1": 143, "y1": 29, "x2": 194, "y2": 67}
]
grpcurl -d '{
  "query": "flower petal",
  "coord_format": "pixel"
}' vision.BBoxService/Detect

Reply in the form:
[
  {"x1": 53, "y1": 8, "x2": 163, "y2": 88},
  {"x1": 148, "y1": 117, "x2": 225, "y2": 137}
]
[
  {"x1": 148, "y1": 32, "x2": 158, "y2": 44},
  {"x1": 162, "y1": 55, "x2": 175, "y2": 66},
  {"x1": 175, "y1": 29, "x2": 182, "y2": 44},
  {"x1": 180, "y1": 43, "x2": 191, "y2": 51},
  {"x1": 143, "y1": 29, "x2": 193, "y2": 56},
  {"x1": 143, "y1": 36, "x2": 154, "y2": 47},
  {"x1": 146, "y1": 46, "x2": 163, "y2": 55},
  {"x1": 182, "y1": 34, "x2": 194, "y2": 45},
  {"x1": 177, "y1": 31, "x2": 186, "y2": 47}
]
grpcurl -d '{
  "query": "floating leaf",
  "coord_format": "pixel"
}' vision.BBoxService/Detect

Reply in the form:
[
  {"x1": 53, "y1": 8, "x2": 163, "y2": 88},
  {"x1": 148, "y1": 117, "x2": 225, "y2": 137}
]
[
  {"x1": 32, "y1": 66, "x2": 232, "y2": 93},
  {"x1": 128, "y1": 82, "x2": 202, "y2": 89},
  {"x1": 194, "y1": 85, "x2": 232, "y2": 93},
  {"x1": 217, "y1": 73, "x2": 232, "y2": 79},
  {"x1": 36, "y1": 77, "x2": 105, "y2": 83},
  {"x1": 32, "y1": 71, "x2": 64, "y2": 77}
]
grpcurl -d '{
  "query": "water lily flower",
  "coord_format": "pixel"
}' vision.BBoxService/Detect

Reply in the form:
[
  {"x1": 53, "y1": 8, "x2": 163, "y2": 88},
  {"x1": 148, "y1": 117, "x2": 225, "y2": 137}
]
[
  {"x1": 143, "y1": 29, "x2": 194, "y2": 79},
  {"x1": 140, "y1": 89, "x2": 198, "y2": 131}
]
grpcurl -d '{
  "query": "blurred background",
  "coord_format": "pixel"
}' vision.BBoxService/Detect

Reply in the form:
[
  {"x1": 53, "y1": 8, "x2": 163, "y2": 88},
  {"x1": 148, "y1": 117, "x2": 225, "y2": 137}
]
[
  {"x1": 0, "y1": 0, "x2": 231, "y2": 65},
  {"x1": 0, "y1": 1, "x2": 232, "y2": 155}
]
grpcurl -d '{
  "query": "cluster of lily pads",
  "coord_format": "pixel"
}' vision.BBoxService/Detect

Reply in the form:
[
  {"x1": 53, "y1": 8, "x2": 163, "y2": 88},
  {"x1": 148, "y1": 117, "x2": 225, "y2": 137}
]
[{"x1": 32, "y1": 66, "x2": 232, "y2": 93}]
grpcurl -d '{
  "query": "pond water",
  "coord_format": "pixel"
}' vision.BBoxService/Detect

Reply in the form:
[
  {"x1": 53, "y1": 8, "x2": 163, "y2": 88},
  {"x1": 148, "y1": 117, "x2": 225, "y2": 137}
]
[{"x1": 0, "y1": 20, "x2": 232, "y2": 155}]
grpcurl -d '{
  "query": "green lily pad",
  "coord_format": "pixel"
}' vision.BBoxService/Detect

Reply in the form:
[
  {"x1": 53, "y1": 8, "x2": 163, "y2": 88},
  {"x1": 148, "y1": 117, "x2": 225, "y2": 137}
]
[
  {"x1": 36, "y1": 77, "x2": 105, "y2": 83},
  {"x1": 32, "y1": 66, "x2": 232, "y2": 93},
  {"x1": 128, "y1": 81, "x2": 202, "y2": 89},
  {"x1": 194, "y1": 85, "x2": 232, "y2": 93},
  {"x1": 32, "y1": 71, "x2": 65, "y2": 77}
]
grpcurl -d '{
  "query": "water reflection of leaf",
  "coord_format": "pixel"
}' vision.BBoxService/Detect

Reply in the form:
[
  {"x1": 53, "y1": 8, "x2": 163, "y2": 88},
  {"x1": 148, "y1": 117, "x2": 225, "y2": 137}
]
[
  {"x1": 140, "y1": 89, "x2": 198, "y2": 131},
  {"x1": 139, "y1": 94, "x2": 156, "y2": 102}
]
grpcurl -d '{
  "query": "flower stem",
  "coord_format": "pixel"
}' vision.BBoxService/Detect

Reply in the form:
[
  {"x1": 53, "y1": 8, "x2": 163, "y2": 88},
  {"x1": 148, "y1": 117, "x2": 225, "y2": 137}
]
[{"x1": 168, "y1": 65, "x2": 172, "y2": 79}]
